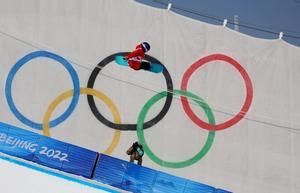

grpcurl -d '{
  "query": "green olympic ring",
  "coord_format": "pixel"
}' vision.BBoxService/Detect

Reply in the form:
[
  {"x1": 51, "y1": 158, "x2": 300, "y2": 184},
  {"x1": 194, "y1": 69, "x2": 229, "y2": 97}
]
[{"x1": 137, "y1": 89, "x2": 216, "y2": 168}]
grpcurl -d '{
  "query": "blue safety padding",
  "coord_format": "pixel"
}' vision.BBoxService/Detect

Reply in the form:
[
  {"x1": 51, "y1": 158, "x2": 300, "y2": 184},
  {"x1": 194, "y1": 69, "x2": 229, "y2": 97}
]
[
  {"x1": 93, "y1": 154, "x2": 157, "y2": 193},
  {"x1": 184, "y1": 180, "x2": 215, "y2": 193},
  {"x1": 121, "y1": 163, "x2": 157, "y2": 193},
  {"x1": 0, "y1": 122, "x2": 98, "y2": 178},
  {"x1": 93, "y1": 154, "x2": 126, "y2": 186},
  {"x1": 0, "y1": 122, "x2": 232, "y2": 193},
  {"x1": 0, "y1": 122, "x2": 39, "y2": 160},
  {"x1": 215, "y1": 189, "x2": 233, "y2": 193},
  {"x1": 152, "y1": 172, "x2": 186, "y2": 193},
  {"x1": 93, "y1": 154, "x2": 232, "y2": 193},
  {"x1": 61, "y1": 145, "x2": 98, "y2": 178},
  {"x1": 32, "y1": 137, "x2": 68, "y2": 169}
]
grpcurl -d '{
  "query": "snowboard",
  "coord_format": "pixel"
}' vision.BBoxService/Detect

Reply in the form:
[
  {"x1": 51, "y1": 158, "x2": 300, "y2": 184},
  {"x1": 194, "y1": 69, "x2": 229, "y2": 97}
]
[{"x1": 115, "y1": 55, "x2": 163, "y2": 73}]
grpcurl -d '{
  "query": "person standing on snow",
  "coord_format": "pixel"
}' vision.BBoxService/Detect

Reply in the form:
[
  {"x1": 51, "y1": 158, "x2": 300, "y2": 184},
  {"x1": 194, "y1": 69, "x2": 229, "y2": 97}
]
[{"x1": 126, "y1": 141, "x2": 144, "y2": 165}]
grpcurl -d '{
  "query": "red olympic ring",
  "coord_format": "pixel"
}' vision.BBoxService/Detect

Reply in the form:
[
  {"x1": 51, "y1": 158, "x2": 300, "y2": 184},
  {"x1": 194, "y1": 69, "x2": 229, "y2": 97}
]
[{"x1": 181, "y1": 54, "x2": 253, "y2": 131}]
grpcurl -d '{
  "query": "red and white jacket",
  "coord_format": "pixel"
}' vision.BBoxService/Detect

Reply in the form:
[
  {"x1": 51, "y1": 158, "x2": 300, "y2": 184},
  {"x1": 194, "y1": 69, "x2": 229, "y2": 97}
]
[{"x1": 125, "y1": 44, "x2": 145, "y2": 70}]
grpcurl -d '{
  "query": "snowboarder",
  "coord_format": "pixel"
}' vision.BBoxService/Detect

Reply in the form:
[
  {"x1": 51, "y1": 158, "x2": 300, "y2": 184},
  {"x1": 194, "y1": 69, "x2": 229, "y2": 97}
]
[
  {"x1": 126, "y1": 141, "x2": 144, "y2": 165},
  {"x1": 124, "y1": 42, "x2": 151, "y2": 71}
]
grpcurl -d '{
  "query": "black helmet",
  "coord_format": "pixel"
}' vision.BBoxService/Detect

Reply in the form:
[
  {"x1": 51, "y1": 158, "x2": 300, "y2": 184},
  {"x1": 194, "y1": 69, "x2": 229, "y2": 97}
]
[{"x1": 141, "y1": 42, "x2": 150, "y2": 52}]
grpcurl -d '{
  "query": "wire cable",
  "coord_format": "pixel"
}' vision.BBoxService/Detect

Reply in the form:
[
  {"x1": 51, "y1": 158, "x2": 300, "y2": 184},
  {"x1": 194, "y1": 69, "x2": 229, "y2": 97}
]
[{"x1": 152, "y1": 0, "x2": 300, "y2": 40}]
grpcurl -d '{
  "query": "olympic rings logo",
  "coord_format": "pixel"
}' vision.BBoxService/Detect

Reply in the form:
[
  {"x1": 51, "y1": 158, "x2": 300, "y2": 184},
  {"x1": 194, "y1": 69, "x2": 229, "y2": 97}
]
[{"x1": 4, "y1": 50, "x2": 253, "y2": 168}]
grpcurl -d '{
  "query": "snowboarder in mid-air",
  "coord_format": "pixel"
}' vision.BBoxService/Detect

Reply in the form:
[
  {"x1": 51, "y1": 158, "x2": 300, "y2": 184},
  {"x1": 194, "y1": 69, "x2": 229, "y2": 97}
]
[
  {"x1": 126, "y1": 141, "x2": 144, "y2": 165},
  {"x1": 115, "y1": 41, "x2": 163, "y2": 73},
  {"x1": 124, "y1": 42, "x2": 151, "y2": 71}
]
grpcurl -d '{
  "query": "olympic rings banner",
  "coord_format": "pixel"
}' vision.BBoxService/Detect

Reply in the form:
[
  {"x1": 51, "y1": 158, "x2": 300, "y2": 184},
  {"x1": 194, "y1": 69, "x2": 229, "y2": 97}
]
[
  {"x1": 0, "y1": 49, "x2": 254, "y2": 193},
  {"x1": 0, "y1": 1, "x2": 300, "y2": 192},
  {"x1": 2, "y1": 50, "x2": 253, "y2": 168}
]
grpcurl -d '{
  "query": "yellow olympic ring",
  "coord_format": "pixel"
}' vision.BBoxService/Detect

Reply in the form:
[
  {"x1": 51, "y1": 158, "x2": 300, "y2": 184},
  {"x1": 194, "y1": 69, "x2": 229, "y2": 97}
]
[{"x1": 42, "y1": 87, "x2": 121, "y2": 155}]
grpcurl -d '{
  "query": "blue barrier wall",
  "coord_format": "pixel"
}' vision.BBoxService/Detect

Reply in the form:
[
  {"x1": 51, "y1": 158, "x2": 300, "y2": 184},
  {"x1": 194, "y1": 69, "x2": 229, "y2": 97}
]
[
  {"x1": 0, "y1": 122, "x2": 98, "y2": 178},
  {"x1": 93, "y1": 154, "x2": 232, "y2": 193},
  {"x1": 0, "y1": 122, "x2": 231, "y2": 192}
]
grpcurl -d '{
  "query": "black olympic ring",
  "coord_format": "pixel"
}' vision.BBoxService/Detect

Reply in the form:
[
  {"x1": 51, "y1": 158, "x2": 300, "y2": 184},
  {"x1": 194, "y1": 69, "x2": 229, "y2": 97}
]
[{"x1": 87, "y1": 52, "x2": 173, "y2": 131}]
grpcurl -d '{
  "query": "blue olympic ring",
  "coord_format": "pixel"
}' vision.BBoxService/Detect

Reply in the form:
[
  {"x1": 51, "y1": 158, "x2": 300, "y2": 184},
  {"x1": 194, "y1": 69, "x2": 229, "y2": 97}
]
[{"x1": 5, "y1": 51, "x2": 80, "y2": 130}]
